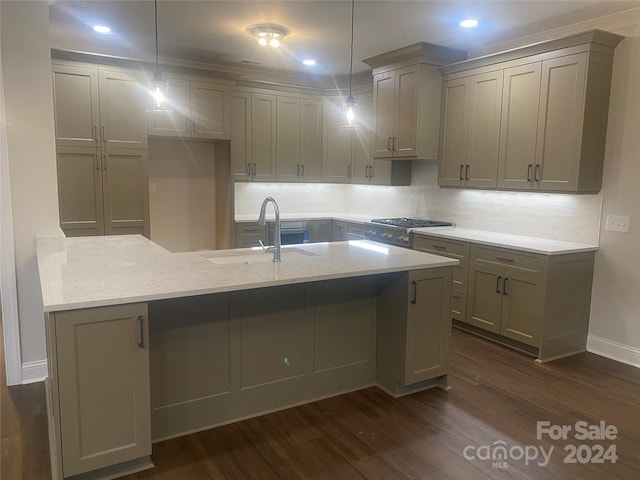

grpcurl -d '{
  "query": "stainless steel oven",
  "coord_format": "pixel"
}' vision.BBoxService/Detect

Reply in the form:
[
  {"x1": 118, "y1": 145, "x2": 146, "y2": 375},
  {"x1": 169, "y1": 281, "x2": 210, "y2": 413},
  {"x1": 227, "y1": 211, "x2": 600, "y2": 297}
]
[{"x1": 268, "y1": 220, "x2": 312, "y2": 245}]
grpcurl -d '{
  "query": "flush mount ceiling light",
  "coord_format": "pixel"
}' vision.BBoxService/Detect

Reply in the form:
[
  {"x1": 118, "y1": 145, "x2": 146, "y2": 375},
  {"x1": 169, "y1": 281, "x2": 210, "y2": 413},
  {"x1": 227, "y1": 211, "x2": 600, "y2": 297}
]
[
  {"x1": 302, "y1": 59, "x2": 317, "y2": 66},
  {"x1": 147, "y1": 0, "x2": 169, "y2": 111},
  {"x1": 248, "y1": 23, "x2": 290, "y2": 48}
]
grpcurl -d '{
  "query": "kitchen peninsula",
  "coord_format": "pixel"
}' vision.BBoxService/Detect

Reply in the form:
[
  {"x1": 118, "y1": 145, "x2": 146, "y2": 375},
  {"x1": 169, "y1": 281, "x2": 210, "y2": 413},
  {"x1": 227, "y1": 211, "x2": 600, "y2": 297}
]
[{"x1": 37, "y1": 235, "x2": 456, "y2": 480}]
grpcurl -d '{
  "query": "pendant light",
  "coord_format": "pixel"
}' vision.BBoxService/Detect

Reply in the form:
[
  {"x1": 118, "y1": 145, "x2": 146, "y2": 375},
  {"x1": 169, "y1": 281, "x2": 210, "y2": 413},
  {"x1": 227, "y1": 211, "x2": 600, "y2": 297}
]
[
  {"x1": 147, "y1": 0, "x2": 168, "y2": 111},
  {"x1": 343, "y1": 0, "x2": 358, "y2": 127}
]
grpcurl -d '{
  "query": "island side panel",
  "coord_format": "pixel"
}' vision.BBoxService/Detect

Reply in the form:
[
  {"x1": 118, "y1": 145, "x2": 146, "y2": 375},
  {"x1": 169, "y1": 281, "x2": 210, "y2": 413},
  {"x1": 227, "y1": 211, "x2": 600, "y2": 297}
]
[{"x1": 149, "y1": 277, "x2": 377, "y2": 442}]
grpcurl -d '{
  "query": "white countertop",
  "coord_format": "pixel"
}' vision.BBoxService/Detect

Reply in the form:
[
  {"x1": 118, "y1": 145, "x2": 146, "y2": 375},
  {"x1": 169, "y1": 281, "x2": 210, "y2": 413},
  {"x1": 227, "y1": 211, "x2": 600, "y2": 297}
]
[
  {"x1": 36, "y1": 235, "x2": 457, "y2": 312},
  {"x1": 411, "y1": 227, "x2": 599, "y2": 255},
  {"x1": 234, "y1": 213, "x2": 375, "y2": 223}
]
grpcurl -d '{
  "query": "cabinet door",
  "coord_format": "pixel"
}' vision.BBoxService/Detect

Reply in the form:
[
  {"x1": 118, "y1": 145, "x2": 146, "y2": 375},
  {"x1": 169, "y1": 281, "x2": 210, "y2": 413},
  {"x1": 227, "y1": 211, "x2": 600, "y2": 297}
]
[
  {"x1": 231, "y1": 91, "x2": 252, "y2": 181},
  {"x1": 56, "y1": 146, "x2": 104, "y2": 237},
  {"x1": 190, "y1": 81, "x2": 231, "y2": 139},
  {"x1": 276, "y1": 95, "x2": 301, "y2": 182},
  {"x1": 438, "y1": 78, "x2": 469, "y2": 187},
  {"x1": 299, "y1": 98, "x2": 323, "y2": 182},
  {"x1": 251, "y1": 93, "x2": 277, "y2": 181},
  {"x1": 500, "y1": 270, "x2": 543, "y2": 347},
  {"x1": 147, "y1": 77, "x2": 190, "y2": 137},
  {"x1": 55, "y1": 304, "x2": 151, "y2": 477},
  {"x1": 312, "y1": 220, "x2": 332, "y2": 243},
  {"x1": 535, "y1": 53, "x2": 587, "y2": 191},
  {"x1": 497, "y1": 63, "x2": 542, "y2": 189},
  {"x1": 371, "y1": 71, "x2": 395, "y2": 158},
  {"x1": 467, "y1": 263, "x2": 503, "y2": 334},
  {"x1": 331, "y1": 220, "x2": 347, "y2": 241},
  {"x1": 322, "y1": 100, "x2": 352, "y2": 183},
  {"x1": 393, "y1": 64, "x2": 420, "y2": 158},
  {"x1": 52, "y1": 64, "x2": 100, "y2": 148},
  {"x1": 102, "y1": 148, "x2": 149, "y2": 237},
  {"x1": 351, "y1": 95, "x2": 373, "y2": 184},
  {"x1": 405, "y1": 268, "x2": 451, "y2": 384},
  {"x1": 465, "y1": 71, "x2": 503, "y2": 188},
  {"x1": 98, "y1": 70, "x2": 148, "y2": 149}
]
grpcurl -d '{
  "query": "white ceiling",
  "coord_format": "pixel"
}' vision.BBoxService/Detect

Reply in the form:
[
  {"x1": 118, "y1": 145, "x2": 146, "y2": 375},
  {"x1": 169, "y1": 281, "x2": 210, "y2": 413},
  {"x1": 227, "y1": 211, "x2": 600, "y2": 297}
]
[{"x1": 48, "y1": 0, "x2": 639, "y2": 80}]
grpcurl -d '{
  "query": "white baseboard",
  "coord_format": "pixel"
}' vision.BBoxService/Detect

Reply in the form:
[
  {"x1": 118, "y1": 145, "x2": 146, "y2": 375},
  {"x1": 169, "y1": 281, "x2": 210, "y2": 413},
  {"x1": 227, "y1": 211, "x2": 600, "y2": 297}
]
[
  {"x1": 21, "y1": 359, "x2": 48, "y2": 384},
  {"x1": 587, "y1": 335, "x2": 640, "y2": 368}
]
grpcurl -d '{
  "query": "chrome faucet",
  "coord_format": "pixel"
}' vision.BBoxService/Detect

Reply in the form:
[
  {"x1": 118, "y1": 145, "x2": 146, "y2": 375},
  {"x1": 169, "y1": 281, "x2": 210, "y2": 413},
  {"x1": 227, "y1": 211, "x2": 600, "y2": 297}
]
[{"x1": 257, "y1": 196, "x2": 281, "y2": 262}]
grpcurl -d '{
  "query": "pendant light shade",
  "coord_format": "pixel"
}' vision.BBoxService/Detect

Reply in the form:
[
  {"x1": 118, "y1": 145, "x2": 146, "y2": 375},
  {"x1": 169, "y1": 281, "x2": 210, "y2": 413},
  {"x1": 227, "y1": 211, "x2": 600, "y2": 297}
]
[
  {"x1": 342, "y1": 0, "x2": 358, "y2": 128},
  {"x1": 147, "y1": 0, "x2": 168, "y2": 111}
]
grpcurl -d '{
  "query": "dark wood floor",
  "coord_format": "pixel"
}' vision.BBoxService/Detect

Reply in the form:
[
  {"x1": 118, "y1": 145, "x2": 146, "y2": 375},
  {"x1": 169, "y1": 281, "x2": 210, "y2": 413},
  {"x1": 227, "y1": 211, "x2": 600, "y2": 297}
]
[{"x1": 2, "y1": 318, "x2": 639, "y2": 480}]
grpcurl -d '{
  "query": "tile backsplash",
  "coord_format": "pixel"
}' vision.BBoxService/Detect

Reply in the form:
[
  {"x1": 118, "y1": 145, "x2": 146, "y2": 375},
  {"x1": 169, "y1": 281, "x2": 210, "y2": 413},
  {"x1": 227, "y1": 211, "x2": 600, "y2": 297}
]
[{"x1": 235, "y1": 161, "x2": 602, "y2": 245}]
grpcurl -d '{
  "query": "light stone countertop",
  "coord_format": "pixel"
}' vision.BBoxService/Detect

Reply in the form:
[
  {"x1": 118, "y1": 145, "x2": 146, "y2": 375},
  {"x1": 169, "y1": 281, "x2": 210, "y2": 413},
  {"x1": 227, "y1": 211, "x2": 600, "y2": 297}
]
[
  {"x1": 36, "y1": 235, "x2": 458, "y2": 313},
  {"x1": 234, "y1": 213, "x2": 376, "y2": 223},
  {"x1": 411, "y1": 227, "x2": 599, "y2": 255}
]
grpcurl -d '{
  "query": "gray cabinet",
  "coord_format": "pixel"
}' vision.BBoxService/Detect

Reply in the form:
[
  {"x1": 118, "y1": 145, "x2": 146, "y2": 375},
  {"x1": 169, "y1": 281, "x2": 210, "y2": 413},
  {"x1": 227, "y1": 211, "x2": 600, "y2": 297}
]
[
  {"x1": 377, "y1": 268, "x2": 452, "y2": 395},
  {"x1": 52, "y1": 63, "x2": 150, "y2": 237},
  {"x1": 147, "y1": 77, "x2": 231, "y2": 140},
  {"x1": 46, "y1": 303, "x2": 151, "y2": 478},
  {"x1": 413, "y1": 235, "x2": 470, "y2": 323},
  {"x1": 235, "y1": 222, "x2": 266, "y2": 248},
  {"x1": 231, "y1": 91, "x2": 277, "y2": 181},
  {"x1": 439, "y1": 30, "x2": 623, "y2": 193}
]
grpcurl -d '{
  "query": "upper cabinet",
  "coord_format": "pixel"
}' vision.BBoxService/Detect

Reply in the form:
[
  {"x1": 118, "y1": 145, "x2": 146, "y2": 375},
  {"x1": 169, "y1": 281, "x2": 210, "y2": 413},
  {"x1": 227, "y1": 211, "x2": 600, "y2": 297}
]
[
  {"x1": 53, "y1": 64, "x2": 148, "y2": 150},
  {"x1": 147, "y1": 77, "x2": 231, "y2": 140},
  {"x1": 364, "y1": 43, "x2": 467, "y2": 160},
  {"x1": 439, "y1": 29, "x2": 624, "y2": 193}
]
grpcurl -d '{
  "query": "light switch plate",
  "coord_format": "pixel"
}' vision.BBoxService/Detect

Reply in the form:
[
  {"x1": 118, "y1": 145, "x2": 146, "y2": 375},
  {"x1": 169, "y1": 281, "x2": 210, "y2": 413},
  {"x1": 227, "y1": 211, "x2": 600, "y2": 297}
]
[{"x1": 605, "y1": 215, "x2": 630, "y2": 233}]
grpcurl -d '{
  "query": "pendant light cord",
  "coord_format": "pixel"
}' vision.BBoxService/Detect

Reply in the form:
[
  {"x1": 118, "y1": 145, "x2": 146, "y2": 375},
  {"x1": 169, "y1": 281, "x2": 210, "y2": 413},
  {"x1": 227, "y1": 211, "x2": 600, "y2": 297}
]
[
  {"x1": 154, "y1": 0, "x2": 159, "y2": 72},
  {"x1": 349, "y1": 0, "x2": 354, "y2": 96}
]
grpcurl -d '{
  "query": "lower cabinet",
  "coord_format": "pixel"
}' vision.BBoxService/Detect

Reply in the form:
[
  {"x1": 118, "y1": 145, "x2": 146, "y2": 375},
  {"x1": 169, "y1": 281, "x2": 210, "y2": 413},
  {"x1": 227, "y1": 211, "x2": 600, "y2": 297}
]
[
  {"x1": 235, "y1": 222, "x2": 267, "y2": 247},
  {"x1": 377, "y1": 268, "x2": 452, "y2": 395},
  {"x1": 46, "y1": 303, "x2": 151, "y2": 479}
]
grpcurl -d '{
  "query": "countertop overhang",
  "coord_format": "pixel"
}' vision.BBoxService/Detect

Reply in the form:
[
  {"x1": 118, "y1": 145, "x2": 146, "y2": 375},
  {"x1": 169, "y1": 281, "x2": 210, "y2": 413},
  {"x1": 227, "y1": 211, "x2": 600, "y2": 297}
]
[{"x1": 36, "y1": 235, "x2": 457, "y2": 313}]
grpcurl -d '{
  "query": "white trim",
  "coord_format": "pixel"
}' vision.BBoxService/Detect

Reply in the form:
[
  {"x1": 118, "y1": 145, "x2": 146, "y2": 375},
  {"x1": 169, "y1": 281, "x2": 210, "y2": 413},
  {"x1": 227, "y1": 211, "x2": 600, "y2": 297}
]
[
  {"x1": 0, "y1": 8, "x2": 23, "y2": 387},
  {"x1": 21, "y1": 359, "x2": 48, "y2": 384},
  {"x1": 587, "y1": 335, "x2": 640, "y2": 368}
]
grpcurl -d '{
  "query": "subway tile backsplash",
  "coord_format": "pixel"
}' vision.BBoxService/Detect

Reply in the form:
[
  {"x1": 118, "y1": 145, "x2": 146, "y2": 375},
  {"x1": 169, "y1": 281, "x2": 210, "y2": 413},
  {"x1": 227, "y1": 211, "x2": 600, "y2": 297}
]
[{"x1": 235, "y1": 161, "x2": 602, "y2": 245}]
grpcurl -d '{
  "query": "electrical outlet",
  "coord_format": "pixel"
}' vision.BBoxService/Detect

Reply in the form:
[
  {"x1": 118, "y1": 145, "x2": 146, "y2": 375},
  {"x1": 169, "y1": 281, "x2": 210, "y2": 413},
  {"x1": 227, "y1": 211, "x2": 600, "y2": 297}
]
[
  {"x1": 605, "y1": 215, "x2": 630, "y2": 233},
  {"x1": 149, "y1": 182, "x2": 157, "y2": 194}
]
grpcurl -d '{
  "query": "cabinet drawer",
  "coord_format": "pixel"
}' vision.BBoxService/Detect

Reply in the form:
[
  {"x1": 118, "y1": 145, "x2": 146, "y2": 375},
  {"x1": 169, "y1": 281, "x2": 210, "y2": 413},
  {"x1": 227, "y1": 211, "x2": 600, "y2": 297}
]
[
  {"x1": 346, "y1": 222, "x2": 366, "y2": 238},
  {"x1": 452, "y1": 261, "x2": 469, "y2": 291},
  {"x1": 413, "y1": 235, "x2": 470, "y2": 260},
  {"x1": 471, "y1": 245, "x2": 545, "y2": 274},
  {"x1": 236, "y1": 223, "x2": 266, "y2": 247},
  {"x1": 451, "y1": 289, "x2": 467, "y2": 322}
]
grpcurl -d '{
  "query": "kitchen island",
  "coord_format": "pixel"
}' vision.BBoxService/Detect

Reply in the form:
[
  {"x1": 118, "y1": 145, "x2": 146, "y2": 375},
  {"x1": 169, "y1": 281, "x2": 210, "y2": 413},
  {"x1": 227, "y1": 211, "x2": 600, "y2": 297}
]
[{"x1": 37, "y1": 235, "x2": 457, "y2": 480}]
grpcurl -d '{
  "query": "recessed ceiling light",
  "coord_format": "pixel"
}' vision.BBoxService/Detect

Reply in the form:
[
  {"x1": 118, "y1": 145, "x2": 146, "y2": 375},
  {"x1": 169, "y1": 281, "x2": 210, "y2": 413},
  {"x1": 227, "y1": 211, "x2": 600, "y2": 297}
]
[
  {"x1": 302, "y1": 59, "x2": 317, "y2": 66},
  {"x1": 92, "y1": 25, "x2": 111, "y2": 34},
  {"x1": 460, "y1": 19, "x2": 479, "y2": 28}
]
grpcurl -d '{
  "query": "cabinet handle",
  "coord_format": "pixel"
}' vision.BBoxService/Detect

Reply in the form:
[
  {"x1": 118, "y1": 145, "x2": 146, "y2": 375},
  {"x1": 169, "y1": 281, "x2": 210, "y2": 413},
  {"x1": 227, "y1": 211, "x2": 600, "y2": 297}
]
[
  {"x1": 432, "y1": 244, "x2": 447, "y2": 250},
  {"x1": 370, "y1": 165, "x2": 374, "y2": 178},
  {"x1": 246, "y1": 163, "x2": 251, "y2": 176},
  {"x1": 102, "y1": 125, "x2": 106, "y2": 144},
  {"x1": 503, "y1": 277, "x2": 509, "y2": 296},
  {"x1": 102, "y1": 153, "x2": 107, "y2": 170},
  {"x1": 465, "y1": 164, "x2": 470, "y2": 180},
  {"x1": 301, "y1": 164, "x2": 304, "y2": 177},
  {"x1": 387, "y1": 136, "x2": 392, "y2": 151},
  {"x1": 527, "y1": 164, "x2": 533, "y2": 182},
  {"x1": 411, "y1": 280, "x2": 417, "y2": 304},
  {"x1": 459, "y1": 164, "x2": 464, "y2": 180},
  {"x1": 366, "y1": 165, "x2": 370, "y2": 178},
  {"x1": 137, "y1": 315, "x2": 145, "y2": 349},
  {"x1": 252, "y1": 163, "x2": 257, "y2": 176},
  {"x1": 297, "y1": 164, "x2": 300, "y2": 176},
  {"x1": 496, "y1": 256, "x2": 514, "y2": 263},
  {"x1": 534, "y1": 164, "x2": 541, "y2": 182},
  {"x1": 496, "y1": 275, "x2": 502, "y2": 294},
  {"x1": 94, "y1": 124, "x2": 99, "y2": 142},
  {"x1": 95, "y1": 153, "x2": 100, "y2": 170},
  {"x1": 393, "y1": 136, "x2": 398, "y2": 152}
]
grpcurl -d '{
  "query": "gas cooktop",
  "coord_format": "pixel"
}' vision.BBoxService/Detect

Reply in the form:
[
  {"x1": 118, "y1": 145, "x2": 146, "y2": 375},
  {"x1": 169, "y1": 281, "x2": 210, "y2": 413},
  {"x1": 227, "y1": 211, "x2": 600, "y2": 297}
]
[{"x1": 370, "y1": 218, "x2": 452, "y2": 229}]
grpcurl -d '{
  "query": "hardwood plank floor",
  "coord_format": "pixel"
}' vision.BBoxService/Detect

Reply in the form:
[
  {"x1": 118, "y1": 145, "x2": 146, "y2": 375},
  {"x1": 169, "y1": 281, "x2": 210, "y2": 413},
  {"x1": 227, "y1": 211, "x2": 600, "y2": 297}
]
[{"x1": 2, "y1": 318, "x2": 639, "y2": 480}]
